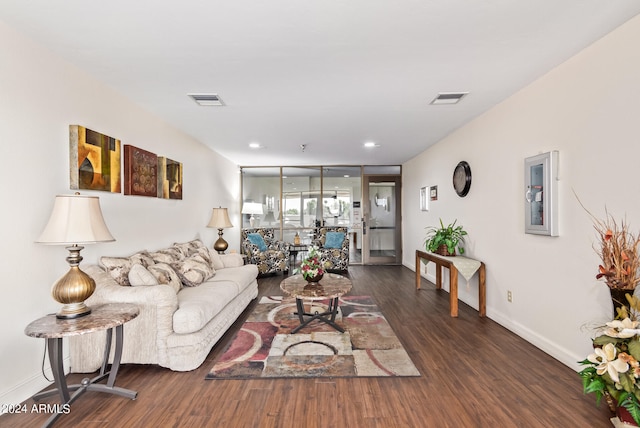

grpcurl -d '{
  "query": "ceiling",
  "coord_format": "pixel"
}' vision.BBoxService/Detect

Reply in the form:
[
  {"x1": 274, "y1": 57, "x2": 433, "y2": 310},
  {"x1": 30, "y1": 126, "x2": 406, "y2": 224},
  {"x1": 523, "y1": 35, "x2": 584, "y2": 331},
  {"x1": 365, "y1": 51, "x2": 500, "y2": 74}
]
[{"x1": 2, "y1": 1, "x2": 639, "y2": 167}]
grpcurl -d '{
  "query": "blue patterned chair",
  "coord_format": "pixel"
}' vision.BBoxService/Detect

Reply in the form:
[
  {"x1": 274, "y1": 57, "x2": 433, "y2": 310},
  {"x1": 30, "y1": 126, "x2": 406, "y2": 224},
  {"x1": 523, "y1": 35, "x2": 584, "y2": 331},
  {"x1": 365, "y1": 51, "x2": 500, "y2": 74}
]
[
  {"x1": 311, "y1": 226, "x2": 350, "y2": 272},
  {"x1": 241, "y1": 228, "x2": 290, "y2": 275}
]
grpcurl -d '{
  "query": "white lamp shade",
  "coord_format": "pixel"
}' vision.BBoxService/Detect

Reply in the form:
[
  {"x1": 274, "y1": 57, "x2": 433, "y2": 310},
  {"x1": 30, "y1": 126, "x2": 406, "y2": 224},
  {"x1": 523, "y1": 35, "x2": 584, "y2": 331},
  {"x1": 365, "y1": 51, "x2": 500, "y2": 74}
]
[
  {"x1": 37, "y1": 194, "x2": 115, "y2": 244},
  {"x1": 241, "y1": 202, "x2": 263, "y2": 216},
  {"x1": 207, "y1": 207, "x2": 233, "y2": 229}
]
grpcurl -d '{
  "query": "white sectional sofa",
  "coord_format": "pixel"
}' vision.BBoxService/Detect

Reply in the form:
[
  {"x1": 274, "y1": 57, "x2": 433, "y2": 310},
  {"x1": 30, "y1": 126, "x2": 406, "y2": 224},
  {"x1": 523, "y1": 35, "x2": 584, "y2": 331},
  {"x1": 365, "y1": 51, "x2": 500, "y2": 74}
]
[{"x1": 69, "y1": 239, "x2": 259, "y2": 372}]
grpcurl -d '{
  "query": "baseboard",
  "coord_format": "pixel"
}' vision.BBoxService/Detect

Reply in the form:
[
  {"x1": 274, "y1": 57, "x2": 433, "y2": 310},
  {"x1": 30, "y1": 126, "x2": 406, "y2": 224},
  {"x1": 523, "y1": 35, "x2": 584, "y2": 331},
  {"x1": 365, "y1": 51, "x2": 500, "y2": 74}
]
[
  {"x1": 407, "y1": 261, "x2": 582, "y2": 372},
  {"x1": 0, "y1": 356, "x2": 68, "y2": 413}
]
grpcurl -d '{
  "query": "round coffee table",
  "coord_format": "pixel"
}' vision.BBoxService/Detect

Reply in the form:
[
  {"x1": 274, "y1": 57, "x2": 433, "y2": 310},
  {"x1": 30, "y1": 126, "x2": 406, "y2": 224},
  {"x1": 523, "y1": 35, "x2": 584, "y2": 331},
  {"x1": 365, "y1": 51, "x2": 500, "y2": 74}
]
[{"x1": 280, "y1": 273, "x2": 352, "y2": 333}]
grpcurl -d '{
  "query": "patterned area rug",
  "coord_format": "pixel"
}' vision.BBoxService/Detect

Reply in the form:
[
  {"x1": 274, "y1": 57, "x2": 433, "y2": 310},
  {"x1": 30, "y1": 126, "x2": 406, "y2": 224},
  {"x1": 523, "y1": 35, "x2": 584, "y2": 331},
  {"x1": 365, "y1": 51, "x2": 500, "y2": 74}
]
[{"x1": 206, "y1": 295, "x2": 420, "y2": 379}]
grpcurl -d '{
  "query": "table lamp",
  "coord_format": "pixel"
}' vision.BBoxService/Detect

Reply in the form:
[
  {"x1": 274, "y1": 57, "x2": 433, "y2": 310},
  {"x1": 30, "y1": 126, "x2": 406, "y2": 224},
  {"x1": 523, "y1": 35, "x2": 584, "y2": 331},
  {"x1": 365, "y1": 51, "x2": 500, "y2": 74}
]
[
  {"x1": 36, "y1": 193, "x2": 115, "y2": 319},
  {"x1": 241, "y1": 202, "x2": 263, "y2": 227},
  {"x1": 207, "y1": 207, "x2": 233, "y2": 253}
]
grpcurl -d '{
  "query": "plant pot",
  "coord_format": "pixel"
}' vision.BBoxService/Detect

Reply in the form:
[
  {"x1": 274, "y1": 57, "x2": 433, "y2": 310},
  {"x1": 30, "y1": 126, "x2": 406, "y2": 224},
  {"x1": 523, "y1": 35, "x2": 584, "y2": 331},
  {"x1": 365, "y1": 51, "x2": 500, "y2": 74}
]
[
  {"x1": 617, "y1": 405, "x2": 639, "y2": 426},
  {"x1": 610, "y1": 287, "x2": 633, "y2": 318},
  {"x1": 305, "y1": 273, "x2": 323, "y2": 283},
  {"x1": 435, "y1": 244, "x2": 455, "y2": 257}
]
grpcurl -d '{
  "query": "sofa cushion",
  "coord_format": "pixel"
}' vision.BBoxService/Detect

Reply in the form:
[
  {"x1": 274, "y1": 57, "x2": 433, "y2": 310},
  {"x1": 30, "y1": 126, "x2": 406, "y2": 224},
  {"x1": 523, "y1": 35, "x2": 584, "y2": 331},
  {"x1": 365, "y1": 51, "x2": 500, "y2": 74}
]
[
  {"x1": 209, "y1": 264, "x2": 258, "y2": 293},
  {"x1": 128, "y1": 263, "x2": 159, "y2": 286},
  {"x1": 220, "y1": 253, "x2": 244, "y2": 268},
  {"x1": 147, "y1": 263, "x2": 182, "y2": 293},
  {"x1": 173, "y1": 281, "x2": 240, "y2": 334},
  {"x1": 324, "y1": 231, "x2": 345, "y2": 249},
  {"x1": 247, "y1": 233, "x2": 268, "y2": 251},
  {"x1": 171, "y1": 254, "x2": 215, "y2": 287}
]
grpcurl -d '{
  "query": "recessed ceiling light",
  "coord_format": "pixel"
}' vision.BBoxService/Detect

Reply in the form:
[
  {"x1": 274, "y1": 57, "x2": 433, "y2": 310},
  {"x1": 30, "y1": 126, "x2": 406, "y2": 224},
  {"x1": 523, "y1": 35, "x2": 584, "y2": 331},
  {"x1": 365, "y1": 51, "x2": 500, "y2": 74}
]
[
  {"x1": 188, "y1": 93, "x2": 225, "y2": 106},
  {"x1": 364, "y1": 141, "x2": 379, "y2": 148},
  {"x1": 249, "y1": 142, "x2": 265, "y2": 149},
  {"x1": 430, "y1": 92, "x2": 469, "y2": 105}
]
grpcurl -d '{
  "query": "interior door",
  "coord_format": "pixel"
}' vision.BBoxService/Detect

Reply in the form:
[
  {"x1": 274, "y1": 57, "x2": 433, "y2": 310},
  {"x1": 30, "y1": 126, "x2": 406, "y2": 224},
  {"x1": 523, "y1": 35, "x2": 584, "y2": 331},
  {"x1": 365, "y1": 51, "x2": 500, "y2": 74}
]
[{"x1": 362, "y1": 175, "x2": 402, "y2": 265}]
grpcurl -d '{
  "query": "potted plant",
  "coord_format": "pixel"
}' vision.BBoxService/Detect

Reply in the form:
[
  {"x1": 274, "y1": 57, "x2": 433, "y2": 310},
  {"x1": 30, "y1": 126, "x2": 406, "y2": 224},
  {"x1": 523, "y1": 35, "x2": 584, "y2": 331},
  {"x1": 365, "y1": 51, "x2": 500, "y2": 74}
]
[
  {"x1": 424, "y1": 219, "x2": 467, "y2": 256},
  {"x1": 296, "y1": 246, "x2": 326, "y2": 282},
  {"x1": 579, "y1": 294, "x2": 640, "y2": 426}
]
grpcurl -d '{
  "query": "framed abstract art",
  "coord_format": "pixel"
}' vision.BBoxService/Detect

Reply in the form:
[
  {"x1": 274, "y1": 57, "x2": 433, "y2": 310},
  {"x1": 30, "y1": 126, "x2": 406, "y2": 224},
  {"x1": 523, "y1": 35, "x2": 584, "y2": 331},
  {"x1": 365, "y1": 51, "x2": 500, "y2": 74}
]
[
  {"x1": 123, "y1": 145, "x2": 158, "y2": 197},
  {"x1": 69, "y1": 125, "x2": 121, "y2": 193},
  {"x1": 158, "y1": 156, "x2": 183, "y2": 199}
]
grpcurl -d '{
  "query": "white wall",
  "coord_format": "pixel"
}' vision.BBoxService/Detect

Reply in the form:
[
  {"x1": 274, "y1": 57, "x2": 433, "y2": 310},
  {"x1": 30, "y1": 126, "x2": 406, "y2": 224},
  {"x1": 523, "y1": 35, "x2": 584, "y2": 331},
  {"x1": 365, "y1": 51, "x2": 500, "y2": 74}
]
[
  {"x1": 403, "y1": 14, "x2": 640, "y2": 370},
  {"x1": 0, "y1": 21, "x2": 240, "y2": 405}
]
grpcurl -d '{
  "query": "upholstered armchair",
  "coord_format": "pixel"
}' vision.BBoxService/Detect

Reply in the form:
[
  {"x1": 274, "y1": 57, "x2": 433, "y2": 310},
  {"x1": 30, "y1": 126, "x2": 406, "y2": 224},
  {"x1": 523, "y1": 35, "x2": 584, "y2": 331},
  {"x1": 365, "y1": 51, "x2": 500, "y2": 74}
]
[
  {"x1": 241, "y1": 228, "x2": 290, "y2": 275},
  {"x1": 311, "y1": 226, "x2": 350, "y2": 272}
]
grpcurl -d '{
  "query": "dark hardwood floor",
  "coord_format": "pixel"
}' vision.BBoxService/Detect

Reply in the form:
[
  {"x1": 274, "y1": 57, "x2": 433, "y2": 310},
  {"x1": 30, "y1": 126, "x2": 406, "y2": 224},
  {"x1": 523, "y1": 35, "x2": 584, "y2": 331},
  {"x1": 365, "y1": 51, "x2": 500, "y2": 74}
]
[{"x1": 2, "y1": 265, "x2": 612, "y2": 427}]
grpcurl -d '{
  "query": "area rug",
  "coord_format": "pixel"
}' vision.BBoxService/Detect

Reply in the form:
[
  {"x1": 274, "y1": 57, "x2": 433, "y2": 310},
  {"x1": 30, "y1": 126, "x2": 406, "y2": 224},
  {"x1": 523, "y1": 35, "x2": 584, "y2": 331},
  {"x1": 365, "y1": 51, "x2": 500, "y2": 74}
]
[{"x1": 206, "y1": 295, "x2": 420, "y2": 379}]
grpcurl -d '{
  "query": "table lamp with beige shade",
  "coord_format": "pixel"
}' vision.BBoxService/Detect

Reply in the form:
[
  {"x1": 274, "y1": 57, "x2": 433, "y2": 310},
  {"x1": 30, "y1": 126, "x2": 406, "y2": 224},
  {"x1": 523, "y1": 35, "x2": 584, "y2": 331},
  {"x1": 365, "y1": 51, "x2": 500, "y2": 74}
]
[
  {"x1": 36, "y1": 193, "x2": 115, "y2": 319},
  {"x1": 207, "y1": 207, "x2": 233, "y2": 253}
]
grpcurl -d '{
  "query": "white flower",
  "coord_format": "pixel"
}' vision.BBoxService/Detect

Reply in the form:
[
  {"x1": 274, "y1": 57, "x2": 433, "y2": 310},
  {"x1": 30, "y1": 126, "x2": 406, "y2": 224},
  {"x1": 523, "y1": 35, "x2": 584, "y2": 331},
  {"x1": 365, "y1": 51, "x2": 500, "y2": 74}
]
[
  {"x1": 587, "y1": 343, "x2": 629, "y2": 383},
  {"x1": 604, "y1": 318, "x2": 640, "y2": 338}
]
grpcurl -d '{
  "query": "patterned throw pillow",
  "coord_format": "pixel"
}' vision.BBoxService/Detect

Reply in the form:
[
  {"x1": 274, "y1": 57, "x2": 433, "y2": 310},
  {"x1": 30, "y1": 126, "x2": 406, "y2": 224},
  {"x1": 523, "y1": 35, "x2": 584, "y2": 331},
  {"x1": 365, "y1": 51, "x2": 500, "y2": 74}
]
[
  {"x1": 147, "y1": 263, "x2": 182, "y2": 293},
  {"x1": 325, "y1": 232, "x2": 345, "y2": 249},
  {"x1": 100, "y1": 256, "x2": 133, "y2": 285},
  {"x1": 100, "y1": 251, "x2": 155, "y2": 286},
  {"x1": 128, "y1": 263, "x2": 159, "y2": 286},
  {"x1": 171, "y1": 254, "x2": 215, "y2": 287},
  {"x1": 173, "y1": 239, "x2": 206, "y2": 257},
  {"x1": 247, "y1": 233, "x2": 268, "y2": 252},
  {"x1": 149, "y1": 247, "x2": 184, "y2": 264}
]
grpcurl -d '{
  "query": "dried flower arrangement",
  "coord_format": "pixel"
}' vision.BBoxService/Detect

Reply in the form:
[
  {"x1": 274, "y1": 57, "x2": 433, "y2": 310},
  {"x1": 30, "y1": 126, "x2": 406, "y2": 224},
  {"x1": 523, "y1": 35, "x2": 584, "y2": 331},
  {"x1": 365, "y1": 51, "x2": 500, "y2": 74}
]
[{"x1": 592, "y1": 212, "x2": 640, "y2": 292}]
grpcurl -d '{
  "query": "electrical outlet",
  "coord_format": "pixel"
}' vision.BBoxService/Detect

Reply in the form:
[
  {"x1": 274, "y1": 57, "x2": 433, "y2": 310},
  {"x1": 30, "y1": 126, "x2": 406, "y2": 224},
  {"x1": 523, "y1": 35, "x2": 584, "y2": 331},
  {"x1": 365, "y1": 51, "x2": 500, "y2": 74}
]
[{"x1": 507, "y1": 291, "x2": 513, "y2": 303}]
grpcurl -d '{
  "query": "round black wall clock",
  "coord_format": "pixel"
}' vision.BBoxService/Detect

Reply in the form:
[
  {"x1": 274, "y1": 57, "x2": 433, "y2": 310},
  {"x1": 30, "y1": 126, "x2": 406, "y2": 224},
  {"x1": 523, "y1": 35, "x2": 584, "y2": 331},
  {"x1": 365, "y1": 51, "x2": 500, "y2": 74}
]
[{"x1": 452, "y1": 161, "x2": 472, "y2": 197}]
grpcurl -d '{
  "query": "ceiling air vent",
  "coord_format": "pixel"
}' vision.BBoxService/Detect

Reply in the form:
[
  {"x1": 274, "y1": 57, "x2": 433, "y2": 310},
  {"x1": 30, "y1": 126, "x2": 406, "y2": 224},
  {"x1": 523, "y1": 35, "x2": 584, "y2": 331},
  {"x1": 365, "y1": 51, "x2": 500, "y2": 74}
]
[
  {"x1": 188, "y1": 93, "x2": 225, "y2": 106},
  {"x1": 430, "y1": 92, "x2": 469, "y2": 105}
]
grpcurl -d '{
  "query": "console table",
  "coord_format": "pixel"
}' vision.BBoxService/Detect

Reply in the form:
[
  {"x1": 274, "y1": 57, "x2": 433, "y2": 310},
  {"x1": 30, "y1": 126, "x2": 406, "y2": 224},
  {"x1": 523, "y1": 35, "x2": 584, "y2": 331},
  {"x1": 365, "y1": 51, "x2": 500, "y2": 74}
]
[
  {"x1": 25, "y1": 303, "x2": 139, "y2": 427},
  {"x1": 415, "y1": 250, "x2": 486, "y2": 317}
]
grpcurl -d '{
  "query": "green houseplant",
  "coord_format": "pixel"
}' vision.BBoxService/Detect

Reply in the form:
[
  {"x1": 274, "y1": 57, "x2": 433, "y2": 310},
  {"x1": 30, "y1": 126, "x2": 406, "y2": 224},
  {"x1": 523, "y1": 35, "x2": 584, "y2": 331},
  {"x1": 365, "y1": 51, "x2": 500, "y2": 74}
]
[{"x1": 424, "y1": 219, "x2": 467, "y2": 256}]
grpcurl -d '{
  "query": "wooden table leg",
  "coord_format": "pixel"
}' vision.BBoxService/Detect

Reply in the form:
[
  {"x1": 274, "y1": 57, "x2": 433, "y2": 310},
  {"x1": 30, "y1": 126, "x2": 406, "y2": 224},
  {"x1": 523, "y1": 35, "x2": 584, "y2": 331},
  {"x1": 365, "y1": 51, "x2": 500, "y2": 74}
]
[
  {"x1": 449, "y1": 267, "x2": 459, "y2": 317},
  {"x1": 436, "y1": 264, "x2": 442, "y2": 290},
  {"x1": 479, "y1": 263, "x2": 486, "y2": 317},
  {"x1": 416, "y1": 253, "x2": 421, "y2": 289}
]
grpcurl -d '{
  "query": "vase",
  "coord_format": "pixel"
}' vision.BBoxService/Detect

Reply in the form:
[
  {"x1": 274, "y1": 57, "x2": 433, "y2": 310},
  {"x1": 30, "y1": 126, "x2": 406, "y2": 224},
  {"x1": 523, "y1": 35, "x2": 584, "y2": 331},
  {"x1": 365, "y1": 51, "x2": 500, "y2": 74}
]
[
  {"x1": 610, "y1": 288, "x2": 633, "y2": 317},
  {"x1": 305, "y1": 273, "x2": 323, "y2": 283},
  {"x1": 435, "y1": 244, "x2": 454, "y2": 256},
  {"x1": 617, "y1": 405, "x2": 639, "y2": 426}
]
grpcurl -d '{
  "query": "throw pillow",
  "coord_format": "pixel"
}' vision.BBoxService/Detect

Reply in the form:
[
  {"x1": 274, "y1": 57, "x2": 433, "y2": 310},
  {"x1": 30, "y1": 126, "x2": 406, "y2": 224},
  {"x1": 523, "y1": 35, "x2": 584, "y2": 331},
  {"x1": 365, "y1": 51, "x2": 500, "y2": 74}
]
[
  {"x1": 149, "y1": 247, "x2": 184, "y2": 264},
  {"x1": 247, "y1": 233, "x2": 268, "y2": 252},
  {"x1": 128, "y1": 263, "x2": 159, "y2": 286},
  {"x1": 147, "y1": 263, "x2": 182, "y2": 293},
  {"x1": 325, "y1": 231, "x2": 345, "y2": 249},
  {"x1": 100, "y1": 256, "x2": 133, "y2": 286},
  {"x1": 173, "y1": 239, "x2": 206, "y2": 257},
  {"x1": 100, "y1": 251, "x2": 155, "y2": 286},
  {"x1": 171, "y1": 254, "x2": 215, "y2": 287},
  {"x1": 207, "y1": 248, "x2": 225, "y2": 270}
]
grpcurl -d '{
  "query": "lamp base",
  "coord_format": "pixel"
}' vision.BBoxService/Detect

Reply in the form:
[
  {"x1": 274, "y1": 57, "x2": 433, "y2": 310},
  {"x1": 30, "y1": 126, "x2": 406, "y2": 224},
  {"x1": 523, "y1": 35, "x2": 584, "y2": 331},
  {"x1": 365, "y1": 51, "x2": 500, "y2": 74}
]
[
  {"x1": 51, "y1": 246, "x2": 96, "y2": 319},
  {"x1": 56, "y1": 302, "x2": 92, "y2": 319},
  {"x1": 214, "y1": 229, "x2": 229, "y2": 254}
]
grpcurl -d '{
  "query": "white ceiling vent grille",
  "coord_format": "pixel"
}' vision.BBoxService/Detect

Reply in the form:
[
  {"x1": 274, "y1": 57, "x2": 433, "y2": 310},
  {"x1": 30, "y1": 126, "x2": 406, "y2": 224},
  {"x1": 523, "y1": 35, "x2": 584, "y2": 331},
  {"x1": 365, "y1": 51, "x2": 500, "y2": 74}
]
[
  {"x1": 188, "y1": 93, "x2": 224, "y2": 106},
  {"x1": 430, "y1": 92, "x2": 468, "y2": 105}
]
